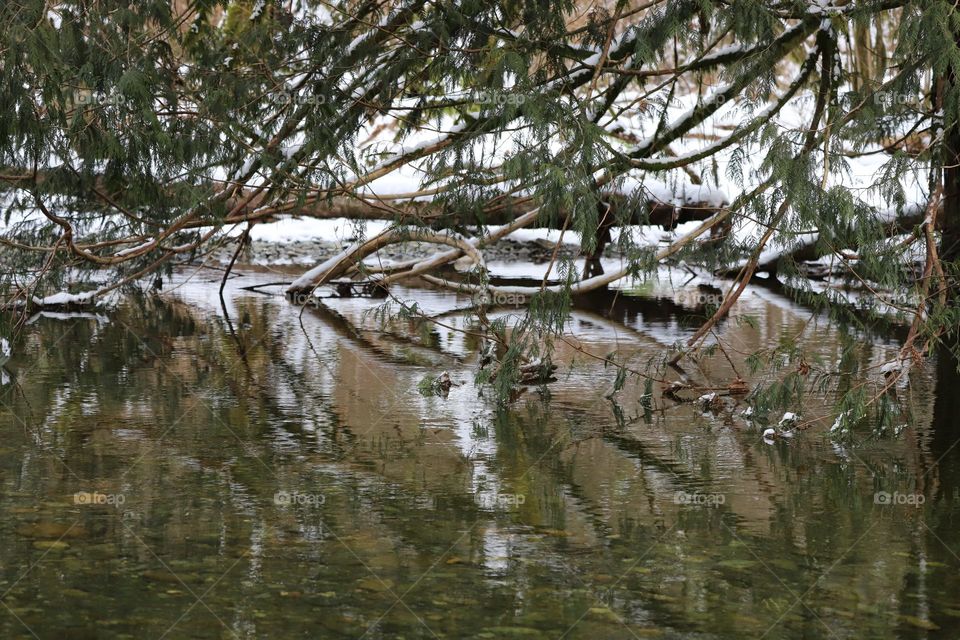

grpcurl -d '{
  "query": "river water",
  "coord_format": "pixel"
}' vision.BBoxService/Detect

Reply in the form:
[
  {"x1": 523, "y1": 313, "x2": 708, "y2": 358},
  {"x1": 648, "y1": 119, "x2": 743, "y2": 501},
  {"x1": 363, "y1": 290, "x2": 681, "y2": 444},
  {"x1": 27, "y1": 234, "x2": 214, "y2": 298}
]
[{"x1": 1, "y1": 266, "x2": 959, "y2": 639}]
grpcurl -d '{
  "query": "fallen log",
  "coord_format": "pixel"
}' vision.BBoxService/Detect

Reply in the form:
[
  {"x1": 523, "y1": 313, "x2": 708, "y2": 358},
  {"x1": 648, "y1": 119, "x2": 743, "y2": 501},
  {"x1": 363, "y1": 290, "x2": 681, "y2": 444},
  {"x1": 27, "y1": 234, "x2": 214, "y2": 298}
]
[
  {"x1": 215, "y1": 192, "x2": 725, "y2": 231},
  {"x1": 1, "y1": 165, "x2": 726, "y2": 231},
  {"x1": 716, "y1": 202, "x2": 934, "y2": 278}
]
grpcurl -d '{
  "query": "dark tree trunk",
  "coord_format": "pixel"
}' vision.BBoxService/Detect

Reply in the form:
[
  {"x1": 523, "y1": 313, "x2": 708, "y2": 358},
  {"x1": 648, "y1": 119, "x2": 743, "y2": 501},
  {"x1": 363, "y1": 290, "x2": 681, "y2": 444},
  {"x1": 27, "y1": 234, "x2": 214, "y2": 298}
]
[
  {"x1": 931, "y1": 348, "x2": 960, "y2": 466},
  {"x1": 940, "y1": 37, "x2": 960, "y2": 353},
  {"x1": 942, "y1": 122, "x2": 960, "y2": 266}
]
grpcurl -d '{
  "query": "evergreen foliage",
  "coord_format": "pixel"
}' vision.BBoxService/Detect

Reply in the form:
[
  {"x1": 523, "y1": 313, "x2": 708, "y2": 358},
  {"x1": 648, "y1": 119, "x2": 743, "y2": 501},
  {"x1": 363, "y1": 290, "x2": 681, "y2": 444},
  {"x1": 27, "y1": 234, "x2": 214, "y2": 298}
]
[{"x1": 1, "y1": 0, "x2": 957, "y2": 424}]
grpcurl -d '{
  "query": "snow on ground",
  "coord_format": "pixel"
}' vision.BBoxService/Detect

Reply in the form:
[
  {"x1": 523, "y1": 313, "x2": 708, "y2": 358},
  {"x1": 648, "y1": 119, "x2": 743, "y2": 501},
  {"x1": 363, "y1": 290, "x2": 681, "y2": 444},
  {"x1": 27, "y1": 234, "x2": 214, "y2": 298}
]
[{"x1": 248, "y1": 217, "x2": 389, "y2": 245}]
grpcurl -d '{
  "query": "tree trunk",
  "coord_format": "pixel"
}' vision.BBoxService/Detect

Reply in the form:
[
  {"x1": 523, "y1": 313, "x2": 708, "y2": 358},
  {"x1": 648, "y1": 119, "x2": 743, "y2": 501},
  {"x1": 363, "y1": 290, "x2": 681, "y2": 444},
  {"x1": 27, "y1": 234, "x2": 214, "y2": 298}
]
[
  {"x1": 941, "y1": 27, "x2": 960, "y2": 352},
  {"x1": 941, "y1": 114, "x2": 960, "y2": 266}
]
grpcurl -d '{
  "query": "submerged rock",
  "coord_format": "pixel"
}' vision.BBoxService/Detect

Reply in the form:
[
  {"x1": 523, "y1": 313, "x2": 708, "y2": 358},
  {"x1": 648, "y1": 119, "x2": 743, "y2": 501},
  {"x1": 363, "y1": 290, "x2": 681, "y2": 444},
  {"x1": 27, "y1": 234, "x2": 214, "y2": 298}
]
[
  {"x1": 901, "y1": 615, "x2": 940, "y2": 631},
  {"x1": 356, "y1": 577, "x2": 394, "y2": 592},
  {"x1": 32, "y1": 540, "x2": 70, "y2": 551},
  {"x1": 16, "y1": 521, "x2": 88, "y2": 539}
]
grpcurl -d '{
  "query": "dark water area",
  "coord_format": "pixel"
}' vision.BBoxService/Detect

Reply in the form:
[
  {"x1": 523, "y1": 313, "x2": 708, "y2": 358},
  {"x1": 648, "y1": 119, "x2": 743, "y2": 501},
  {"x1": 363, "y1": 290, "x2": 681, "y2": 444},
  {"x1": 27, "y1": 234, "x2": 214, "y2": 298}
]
[{"x1": 1, "y1": 268, "x2": 959, "y2": 639}]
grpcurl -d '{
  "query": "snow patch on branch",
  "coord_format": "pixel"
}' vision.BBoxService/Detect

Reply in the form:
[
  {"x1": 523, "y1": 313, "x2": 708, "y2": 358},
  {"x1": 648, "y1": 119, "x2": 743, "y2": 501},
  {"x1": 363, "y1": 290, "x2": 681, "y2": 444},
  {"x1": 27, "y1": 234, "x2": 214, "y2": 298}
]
[
  {"x1": 880, "y1": 358, "x2": 911, "y2": 376},
  {"x1": 697, "y1": 44, "x2": 746, "y2": 65},
  {"x1": 114, "y1": 240, "x2": 154, "y2": 257},
  {"x1": 31, "y1": 291, "x2": 96, "y2": 307},
  {"x1": 807, "y1": 0, "x2": 841, "y2": 16}
]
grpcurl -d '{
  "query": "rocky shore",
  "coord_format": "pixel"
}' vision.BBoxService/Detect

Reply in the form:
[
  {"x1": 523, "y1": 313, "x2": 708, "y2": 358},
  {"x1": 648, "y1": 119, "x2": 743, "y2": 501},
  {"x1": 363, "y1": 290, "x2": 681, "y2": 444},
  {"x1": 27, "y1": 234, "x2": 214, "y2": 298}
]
[{"x1": 212, "y1": 235, "x2": 616, "y2": 268}]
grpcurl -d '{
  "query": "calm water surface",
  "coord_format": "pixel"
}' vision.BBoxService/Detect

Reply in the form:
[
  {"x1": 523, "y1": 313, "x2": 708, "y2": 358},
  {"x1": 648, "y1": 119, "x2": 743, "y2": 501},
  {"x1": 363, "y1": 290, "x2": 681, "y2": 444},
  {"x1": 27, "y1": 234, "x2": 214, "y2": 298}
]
[{"x1": 1, "y1": 268, "x2": 959, "y2": 639}]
